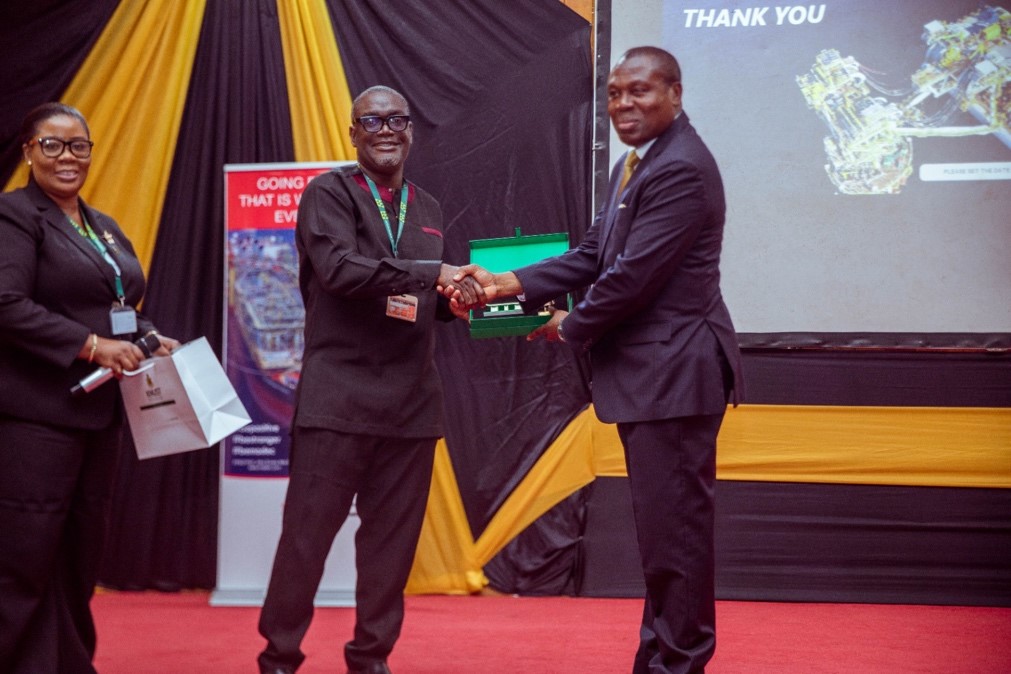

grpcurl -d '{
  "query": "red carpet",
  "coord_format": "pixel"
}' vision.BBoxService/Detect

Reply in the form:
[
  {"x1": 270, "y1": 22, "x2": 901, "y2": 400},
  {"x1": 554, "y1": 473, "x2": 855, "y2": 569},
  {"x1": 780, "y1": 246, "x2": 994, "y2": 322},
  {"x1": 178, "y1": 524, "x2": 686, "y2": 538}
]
[{"x1": 91, "y1": 591, "x2": 1011, "y2": 673}]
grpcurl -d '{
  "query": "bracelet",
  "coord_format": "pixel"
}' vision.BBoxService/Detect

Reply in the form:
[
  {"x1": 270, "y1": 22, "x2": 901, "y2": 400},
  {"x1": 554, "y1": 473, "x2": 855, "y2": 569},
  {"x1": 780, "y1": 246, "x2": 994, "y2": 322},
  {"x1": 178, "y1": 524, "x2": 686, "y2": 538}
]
[{"x1": 88, "y1": 333, "x2": 98, "y2": 363}]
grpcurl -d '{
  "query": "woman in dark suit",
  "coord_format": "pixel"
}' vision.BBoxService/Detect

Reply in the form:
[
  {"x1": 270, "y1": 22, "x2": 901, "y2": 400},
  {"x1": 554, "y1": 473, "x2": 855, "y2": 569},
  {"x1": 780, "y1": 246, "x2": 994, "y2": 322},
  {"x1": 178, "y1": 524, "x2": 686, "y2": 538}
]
[{"x1": 0, "y1": 102, "x2": 179, "y2": 673}]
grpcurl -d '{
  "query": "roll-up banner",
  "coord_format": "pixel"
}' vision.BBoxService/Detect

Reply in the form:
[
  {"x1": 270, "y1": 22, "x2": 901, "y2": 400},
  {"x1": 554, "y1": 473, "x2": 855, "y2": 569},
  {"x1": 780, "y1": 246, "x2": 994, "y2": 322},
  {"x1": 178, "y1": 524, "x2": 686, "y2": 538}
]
[{"x1": 213, "y1": 162, "x2": 358, "y2": 607}]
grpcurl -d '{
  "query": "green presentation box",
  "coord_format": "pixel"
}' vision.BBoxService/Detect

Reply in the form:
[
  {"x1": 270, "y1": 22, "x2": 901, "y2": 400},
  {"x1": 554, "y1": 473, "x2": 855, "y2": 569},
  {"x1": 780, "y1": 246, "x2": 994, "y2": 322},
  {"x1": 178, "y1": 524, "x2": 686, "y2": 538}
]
[{"x1": 468, "y1": 229, "x2": 571, "y2": 339}]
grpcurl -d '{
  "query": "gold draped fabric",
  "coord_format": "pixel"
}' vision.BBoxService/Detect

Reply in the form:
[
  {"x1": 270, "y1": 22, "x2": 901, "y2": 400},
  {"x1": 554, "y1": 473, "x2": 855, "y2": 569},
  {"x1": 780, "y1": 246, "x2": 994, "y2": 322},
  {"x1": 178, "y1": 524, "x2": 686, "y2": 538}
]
[
  {"x1": 3, "y1": 0, "x2": 208, "y2": 271},
  {"x1": 276, "y1": 0, "x2": 356, "y2": 163},
  {"x1": 406, "y1": 403, "x2": 1011, "y2": 593},
  {"x1": 2, "y1": 0, "x2": 1001, "y2": 600}
]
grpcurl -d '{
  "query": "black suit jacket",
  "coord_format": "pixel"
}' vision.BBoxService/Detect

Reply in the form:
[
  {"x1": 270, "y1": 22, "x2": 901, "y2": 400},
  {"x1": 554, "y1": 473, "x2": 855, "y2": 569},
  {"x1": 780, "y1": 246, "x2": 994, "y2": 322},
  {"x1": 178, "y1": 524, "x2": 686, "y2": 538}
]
[
  {"x1": 516, "y1": 113, "x2": 743, "y2": 423},
  {"x1": 0, "y1": 180, "x2": 153, "y2": 430}
]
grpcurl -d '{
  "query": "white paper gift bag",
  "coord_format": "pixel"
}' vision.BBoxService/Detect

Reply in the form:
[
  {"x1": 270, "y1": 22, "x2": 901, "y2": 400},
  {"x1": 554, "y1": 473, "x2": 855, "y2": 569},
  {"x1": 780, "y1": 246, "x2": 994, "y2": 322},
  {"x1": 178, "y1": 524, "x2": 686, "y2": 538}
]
[{"x1": 119, "y1": 337, "x2": 251, "y2": 459}]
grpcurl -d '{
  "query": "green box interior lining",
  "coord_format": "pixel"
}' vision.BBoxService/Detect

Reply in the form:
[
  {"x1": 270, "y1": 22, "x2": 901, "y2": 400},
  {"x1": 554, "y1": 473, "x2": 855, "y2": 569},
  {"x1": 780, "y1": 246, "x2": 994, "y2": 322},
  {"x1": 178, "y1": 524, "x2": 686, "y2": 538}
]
[
  {"x1": 469, "y1": 232, "x2": 569, "y2": 271},
  {"x1": 467, "y1": 230, "x2": 570, "y2": 339}
]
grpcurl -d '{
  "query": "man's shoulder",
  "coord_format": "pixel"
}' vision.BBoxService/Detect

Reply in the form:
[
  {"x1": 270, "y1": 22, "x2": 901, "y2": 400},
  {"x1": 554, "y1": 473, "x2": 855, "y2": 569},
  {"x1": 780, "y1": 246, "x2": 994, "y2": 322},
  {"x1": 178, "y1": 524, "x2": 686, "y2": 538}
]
[
  {"x1": 301, "y1": 165, "x2": 360, "y2": 203},
  {"x1": 308, "y1": 164, "x2": 357, "y2": 186},
  {"x1": 650, "y1": 114, "x2": 719, "y2": 167},
  {"x1": 652, "y1": 113, "x2": 699, "y2": 150}
]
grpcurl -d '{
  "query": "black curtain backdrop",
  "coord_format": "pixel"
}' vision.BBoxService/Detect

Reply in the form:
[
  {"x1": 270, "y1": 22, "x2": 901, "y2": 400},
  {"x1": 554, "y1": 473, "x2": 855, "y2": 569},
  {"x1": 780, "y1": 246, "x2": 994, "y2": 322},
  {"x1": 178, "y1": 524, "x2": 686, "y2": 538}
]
[
  {"x1": 326, "y1": 0, "x2": 595, "y2": 592},
  {"x1": 99, "y1": 0, "x2": 297, "y2": 590},
  {"x1": 326, "y1": 0, "x2": 595, "y2": 538},
  {"x1": 0, "y1": 0, "x2": 594, "y2": 591},
  {"x1": 579, "y1": 476, "x2": 1011, "y2": 607},
  {"x1": 576, "y1": 347, "x2": 1011, "y2": 604},
  {"x1": 0, "y1": 0, "x2": 121, "y2": 181},
  {"x1": 737, "y1": 348, "x2": 1011, "y2": 605},
  {"x1": 0, "y1": 0, "x2": 594, "y2": 594},
  {"x1": 4, "y1": 1, "x2": 1006, "y2": 601}
]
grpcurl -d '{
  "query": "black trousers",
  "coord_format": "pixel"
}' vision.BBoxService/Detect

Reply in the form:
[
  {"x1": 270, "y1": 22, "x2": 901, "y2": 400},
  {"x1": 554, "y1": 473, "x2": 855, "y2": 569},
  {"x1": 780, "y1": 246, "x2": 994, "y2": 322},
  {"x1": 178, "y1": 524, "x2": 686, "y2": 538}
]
[
  {"x1": 258, "y1": 427, "x2": 436, "y2": 672},
  {"x1": 0, "y1": 416, "x2": 120, "y2": 674},
  {"x1": 618, "y1": 412, "x2": 726, "y2": 674}
]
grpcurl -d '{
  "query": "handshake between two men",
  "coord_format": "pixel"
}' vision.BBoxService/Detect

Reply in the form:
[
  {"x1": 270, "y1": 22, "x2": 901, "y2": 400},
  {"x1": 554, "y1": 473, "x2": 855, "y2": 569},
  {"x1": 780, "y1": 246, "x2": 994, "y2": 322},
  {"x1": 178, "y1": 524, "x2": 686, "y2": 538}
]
[{"x1": 435, "y1": 264, "x2": 567, "y2": 343}]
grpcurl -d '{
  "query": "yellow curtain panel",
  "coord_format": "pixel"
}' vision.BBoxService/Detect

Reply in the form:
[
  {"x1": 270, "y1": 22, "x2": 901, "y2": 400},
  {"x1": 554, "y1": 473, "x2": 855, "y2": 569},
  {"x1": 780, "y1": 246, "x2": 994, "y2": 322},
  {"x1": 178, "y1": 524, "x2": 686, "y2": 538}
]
[
  {"x1": 5, "y1": 0, "x2": 207, "y2": 271},
  {"x1": 718, "y1": 404, "x2": 1011, "y2": 487},
  {"x1": 406, "y1": 442, "x2": 489, "y2": 595},
  {"x1": 276, "y1": 0, "x2": 356, "y2": 163},
  {"x1": 407, "y1": 403, "x2": 1011, "y2": 593}
]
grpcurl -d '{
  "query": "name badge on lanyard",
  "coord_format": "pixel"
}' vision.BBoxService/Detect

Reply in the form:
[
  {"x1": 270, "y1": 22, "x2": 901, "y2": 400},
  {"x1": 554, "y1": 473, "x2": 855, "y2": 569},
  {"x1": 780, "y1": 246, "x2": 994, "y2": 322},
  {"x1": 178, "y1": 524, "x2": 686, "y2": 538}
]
[
  {"x1": 387, "y1": 294, "x2": 419, "y2": 322},
  {"x1": 68, "y1": 212, "x2": 136, "y2": 335},
  {"x1": 362, "y1": 170, "x2": 417, "y2": 324},
  {"x1": 110, "y1": 304, "x2": 138, "y2": 335}
]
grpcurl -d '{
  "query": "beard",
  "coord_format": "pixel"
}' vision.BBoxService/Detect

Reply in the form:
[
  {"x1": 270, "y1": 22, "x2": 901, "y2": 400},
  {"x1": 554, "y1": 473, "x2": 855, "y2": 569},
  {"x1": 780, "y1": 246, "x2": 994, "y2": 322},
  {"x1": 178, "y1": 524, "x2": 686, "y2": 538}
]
[{"x1": 373, "y1": 153, "x2": 401, "y2": 168}]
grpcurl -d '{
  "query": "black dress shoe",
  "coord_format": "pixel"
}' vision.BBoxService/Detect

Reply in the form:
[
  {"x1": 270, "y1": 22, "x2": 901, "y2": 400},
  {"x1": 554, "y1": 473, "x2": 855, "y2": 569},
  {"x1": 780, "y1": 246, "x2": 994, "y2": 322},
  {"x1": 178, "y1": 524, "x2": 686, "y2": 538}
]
[
  {"x1": 261, "y1": 668, "x2": 295, "y2": 674},
  {"x1": 346, "y1": 662, "x2": 392, "y2": 674}
]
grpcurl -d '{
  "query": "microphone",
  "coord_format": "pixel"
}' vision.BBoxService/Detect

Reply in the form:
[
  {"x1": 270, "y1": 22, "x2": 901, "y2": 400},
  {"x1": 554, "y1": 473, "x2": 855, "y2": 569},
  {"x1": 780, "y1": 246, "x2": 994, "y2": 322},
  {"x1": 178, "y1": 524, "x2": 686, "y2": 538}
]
[{"x1": 71, "y1": 332, "x2": 162, "y2": 397}]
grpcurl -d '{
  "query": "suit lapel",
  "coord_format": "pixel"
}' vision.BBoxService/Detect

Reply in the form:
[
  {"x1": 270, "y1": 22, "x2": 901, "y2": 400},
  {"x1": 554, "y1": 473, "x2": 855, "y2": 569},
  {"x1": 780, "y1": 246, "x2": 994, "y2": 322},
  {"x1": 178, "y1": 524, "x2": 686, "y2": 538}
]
[
  {"x1": 598, "y1": 153, "x2": 633, "y2": 265},
  {"x1": 596, "y1": 115, "x2": 691, "y2": 268},
  {"x1": 30, "y1": 186, "x2": 117, "y2": 296}
]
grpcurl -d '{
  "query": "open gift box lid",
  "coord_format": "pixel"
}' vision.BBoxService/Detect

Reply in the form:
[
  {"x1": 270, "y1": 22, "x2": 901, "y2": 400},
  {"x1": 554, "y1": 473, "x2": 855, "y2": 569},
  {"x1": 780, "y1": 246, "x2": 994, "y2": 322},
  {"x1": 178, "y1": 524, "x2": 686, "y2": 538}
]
[{"x1": 468, "y1": 228, "x2": 571, "y2": 339}]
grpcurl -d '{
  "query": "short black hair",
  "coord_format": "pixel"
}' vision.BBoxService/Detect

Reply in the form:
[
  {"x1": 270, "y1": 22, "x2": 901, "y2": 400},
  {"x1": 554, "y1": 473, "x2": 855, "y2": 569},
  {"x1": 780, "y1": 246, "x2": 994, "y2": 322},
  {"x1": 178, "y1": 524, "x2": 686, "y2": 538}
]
[
  {"x1": 19, "y1": 102, "x2": 90, "y2": 147},
  {"x1": 619, "y1": 46, "x2": 681, "y2": 86}
]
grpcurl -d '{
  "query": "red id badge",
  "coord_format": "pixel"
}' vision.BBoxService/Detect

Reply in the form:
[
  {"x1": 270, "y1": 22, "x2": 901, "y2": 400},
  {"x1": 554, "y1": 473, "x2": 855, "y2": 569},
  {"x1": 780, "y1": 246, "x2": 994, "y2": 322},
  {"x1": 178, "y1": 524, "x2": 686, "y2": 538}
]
[{"x1": 386, "y1": 294, "x2": 418, "y2": 322}]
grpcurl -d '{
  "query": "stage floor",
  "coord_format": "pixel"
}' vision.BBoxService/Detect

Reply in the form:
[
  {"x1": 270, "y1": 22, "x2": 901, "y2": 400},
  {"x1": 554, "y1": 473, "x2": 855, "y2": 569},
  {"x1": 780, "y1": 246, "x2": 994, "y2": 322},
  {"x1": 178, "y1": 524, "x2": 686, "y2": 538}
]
[{"x1": 91, "y1": 591, "x2": 1011, "y2": 673}]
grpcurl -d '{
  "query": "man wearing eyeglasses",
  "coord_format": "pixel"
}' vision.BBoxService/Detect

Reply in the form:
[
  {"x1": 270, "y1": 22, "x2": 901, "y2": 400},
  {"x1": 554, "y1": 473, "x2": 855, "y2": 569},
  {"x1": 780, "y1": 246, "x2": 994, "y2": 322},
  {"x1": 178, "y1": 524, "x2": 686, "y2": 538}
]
[{"x1": 256, "y1": 86, "x2": 481, "y2": 674}]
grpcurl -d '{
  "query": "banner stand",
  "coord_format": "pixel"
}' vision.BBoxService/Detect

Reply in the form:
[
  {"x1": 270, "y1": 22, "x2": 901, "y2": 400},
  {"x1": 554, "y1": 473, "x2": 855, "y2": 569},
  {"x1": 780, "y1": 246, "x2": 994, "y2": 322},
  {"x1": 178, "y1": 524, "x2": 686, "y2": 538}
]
[{"x1": 212, "y1": 162, "x2": 357, "y2": 607}]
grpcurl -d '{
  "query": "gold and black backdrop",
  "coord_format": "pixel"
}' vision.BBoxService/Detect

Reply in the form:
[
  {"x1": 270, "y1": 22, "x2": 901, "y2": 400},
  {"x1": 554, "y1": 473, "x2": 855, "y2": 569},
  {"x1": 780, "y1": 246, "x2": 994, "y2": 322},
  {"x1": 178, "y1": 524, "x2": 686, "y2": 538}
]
[{"x1": 1, "y1": 0, "x2": 1008, "y2": 605}]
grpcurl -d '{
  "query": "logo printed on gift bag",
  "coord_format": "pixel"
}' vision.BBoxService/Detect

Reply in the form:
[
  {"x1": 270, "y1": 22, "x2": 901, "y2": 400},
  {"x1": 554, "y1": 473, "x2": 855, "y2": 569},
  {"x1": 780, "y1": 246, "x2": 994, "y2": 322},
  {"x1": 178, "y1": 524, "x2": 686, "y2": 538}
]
[{"x1": 140, "y1": 370, "x2": 175, "y2": 409}]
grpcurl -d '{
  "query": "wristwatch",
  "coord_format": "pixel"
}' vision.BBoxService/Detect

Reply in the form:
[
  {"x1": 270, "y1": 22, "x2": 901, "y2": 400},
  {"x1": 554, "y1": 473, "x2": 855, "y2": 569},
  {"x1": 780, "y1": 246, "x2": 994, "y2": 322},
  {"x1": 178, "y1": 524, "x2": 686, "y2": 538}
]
[{"x1": 556, "y1": 320, "x2": 565, "y2": 342}]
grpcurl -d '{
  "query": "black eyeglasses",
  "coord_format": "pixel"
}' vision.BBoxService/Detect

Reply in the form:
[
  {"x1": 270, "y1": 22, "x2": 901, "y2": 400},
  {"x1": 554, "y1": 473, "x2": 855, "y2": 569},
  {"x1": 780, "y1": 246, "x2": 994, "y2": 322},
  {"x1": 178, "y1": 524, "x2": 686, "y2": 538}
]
[
  {"x1": 34, "y1": 136, "x2": 94, "y2": 159},
  {"x1": 355, "y1": 115, "x2": 410, "y2": 133}
]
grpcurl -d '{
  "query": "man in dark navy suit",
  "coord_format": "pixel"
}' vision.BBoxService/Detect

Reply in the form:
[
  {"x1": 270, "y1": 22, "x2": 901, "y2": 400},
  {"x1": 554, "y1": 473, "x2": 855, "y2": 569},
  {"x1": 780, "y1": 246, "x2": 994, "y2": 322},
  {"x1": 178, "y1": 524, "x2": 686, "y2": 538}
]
[{"x1": 451, "y1": 46, "x2": 744, "y2": 673}]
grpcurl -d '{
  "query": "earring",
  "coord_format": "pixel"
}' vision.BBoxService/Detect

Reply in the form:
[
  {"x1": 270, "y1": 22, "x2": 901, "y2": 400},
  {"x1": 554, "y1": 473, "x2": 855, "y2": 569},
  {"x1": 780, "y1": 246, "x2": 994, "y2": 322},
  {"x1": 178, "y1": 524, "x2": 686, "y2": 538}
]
[{"x1": 27, "y1": 160, "x2": 32, "y2": 166}]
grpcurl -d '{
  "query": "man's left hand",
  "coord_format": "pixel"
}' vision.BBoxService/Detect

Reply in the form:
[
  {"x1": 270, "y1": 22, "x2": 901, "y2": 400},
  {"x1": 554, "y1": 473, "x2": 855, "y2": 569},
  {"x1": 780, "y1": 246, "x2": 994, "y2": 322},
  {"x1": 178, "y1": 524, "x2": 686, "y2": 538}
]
[{"x1": 527, "y1": 309, "x2": 568, "y2": 343}]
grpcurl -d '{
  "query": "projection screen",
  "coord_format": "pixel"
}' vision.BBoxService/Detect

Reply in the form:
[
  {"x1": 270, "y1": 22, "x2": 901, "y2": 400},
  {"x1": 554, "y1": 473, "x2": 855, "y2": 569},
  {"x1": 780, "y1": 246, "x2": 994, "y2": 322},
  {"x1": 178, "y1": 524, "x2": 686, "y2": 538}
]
[{"x1": 610, "y1": 0, "x2": 1011, "y2": 336}]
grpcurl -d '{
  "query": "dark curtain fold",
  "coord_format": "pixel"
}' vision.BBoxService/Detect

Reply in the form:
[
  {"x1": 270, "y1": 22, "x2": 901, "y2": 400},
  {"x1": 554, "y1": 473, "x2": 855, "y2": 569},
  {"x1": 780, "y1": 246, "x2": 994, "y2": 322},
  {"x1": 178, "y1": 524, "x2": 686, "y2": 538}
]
[
  {"x1": 741, "y1": 350, "x2": 1011, "y2": 407},
  {"x1": 484, "y1": 490, "x2": 586, "y2": 595},
  {"x1": 3, "y1": 1, "x2": 1007, "y2": 602},
  {"x1": 325, "y1": 0, "x2": 595, "y2": 544},
  {"x1": 99, "y1": 0, "x2": 295, "y2": 590},
  {"x1": 0, "y1": 0, "x2": 121, "y2": 184},
  {"x1": 528, "y1": 348, "x2": 1011, "y2": 597},
  {"x1": 579, "y1": 476, "x2": 1011, "y2": 607}
]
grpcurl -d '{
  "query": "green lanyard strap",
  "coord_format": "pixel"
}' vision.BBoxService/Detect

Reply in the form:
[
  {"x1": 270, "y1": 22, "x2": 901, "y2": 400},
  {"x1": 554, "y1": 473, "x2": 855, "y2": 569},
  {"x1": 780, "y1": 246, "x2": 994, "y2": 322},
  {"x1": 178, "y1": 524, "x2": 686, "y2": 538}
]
[
  {"x1": 67, "y1": 212, "x2": 126, "y2": 301},
  {"x1": 362, "y1": 172, "x2": 408, "y2": 258}
]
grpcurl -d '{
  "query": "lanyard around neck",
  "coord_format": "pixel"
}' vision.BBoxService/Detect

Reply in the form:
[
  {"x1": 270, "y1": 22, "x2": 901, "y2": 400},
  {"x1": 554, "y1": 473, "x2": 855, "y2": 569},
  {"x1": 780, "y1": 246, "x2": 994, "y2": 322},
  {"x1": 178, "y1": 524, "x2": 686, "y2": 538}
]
[
  {"x1": 67, "y1": 212, "x2": 125, "y2": 301},
  {"x1": 362, "y1": 172, "x2": 408, "y2": 258}
]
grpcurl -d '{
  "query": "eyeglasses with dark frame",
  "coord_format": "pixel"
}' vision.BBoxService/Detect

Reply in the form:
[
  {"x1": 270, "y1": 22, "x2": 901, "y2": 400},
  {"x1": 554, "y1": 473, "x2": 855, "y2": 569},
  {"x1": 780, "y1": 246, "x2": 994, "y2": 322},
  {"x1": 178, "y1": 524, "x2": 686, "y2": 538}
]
[
  {"x1": 34, "y1": 136, "x2": 94, "y2": 159},
  {"x1": 354, "y1": 115, "x2": 410, "y2": 133}
]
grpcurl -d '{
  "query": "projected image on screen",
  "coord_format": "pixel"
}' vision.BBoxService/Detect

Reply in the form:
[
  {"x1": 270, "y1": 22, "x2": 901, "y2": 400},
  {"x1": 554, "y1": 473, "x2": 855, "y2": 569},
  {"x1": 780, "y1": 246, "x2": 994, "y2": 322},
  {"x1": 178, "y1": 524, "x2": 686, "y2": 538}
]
[
  {"x1": 797, "y1": 5, "x2": 1011, "y2": 195},
  {"x1": 628, "y1": 0, "x2": 1011, "y2": 335}
]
